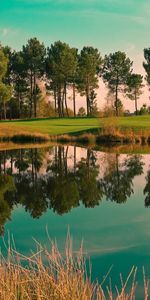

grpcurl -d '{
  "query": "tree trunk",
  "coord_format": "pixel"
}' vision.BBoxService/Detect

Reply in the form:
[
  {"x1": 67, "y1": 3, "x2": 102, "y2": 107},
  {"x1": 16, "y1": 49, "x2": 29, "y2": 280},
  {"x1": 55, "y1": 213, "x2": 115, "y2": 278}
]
[
  {"x1": 54, "y1": 87, "x2": 57, "y2": 114},
  {"x1": 86, "y1": 91, "x2": 90, "y2": 117},
  {"x1": 0, "y1": 154, "x2": 1, "y2": 174},
  {"x1": 17, "y1": 81, "x2": 21, "y2": 119},
  {"x1": 18, "y1": 91, "x2": 21, "y2": 119},
  {"x1": 65, "y1": 146, "x2": 69, "y2": 175},
  {"x1": 61, "y1": 88, "x2": 65, "y2": 118},
  {"x1": 3, "y1": 151, "x2": 6, "y2": 174},
  {"x1": 116, "y1": 153, "x2": 120, "y2": 186},
  {"x1": 30, "y1": 72, "x2": 33, "y2": 118},
  {"x1": 115, "y1": 84, "x2": 119, "y2": 117},
  {"x1": 73, "y1": 83, "x2": 76, "y2": 117},
  {"x1": 33, "y1": 74, "x2": 37, "y2": 118},
  {"x1": 58, "y1": 86, "x2": 62, "y2": 118},
  {"x1": 64, "y1": 82, "x2": 69, "y2": 117},
  {"x1": 10, "y1": 154, "x2": 13, "y2": 174},
  {"x1": 74, "y1": 145, "x2": 76, "y2": 174},
  {"x1": 3, "y1": 100, "x2": 6, "y2": 120},
  {"x1": 135, "y1": 91, "x2": 138, "y2": 115}
]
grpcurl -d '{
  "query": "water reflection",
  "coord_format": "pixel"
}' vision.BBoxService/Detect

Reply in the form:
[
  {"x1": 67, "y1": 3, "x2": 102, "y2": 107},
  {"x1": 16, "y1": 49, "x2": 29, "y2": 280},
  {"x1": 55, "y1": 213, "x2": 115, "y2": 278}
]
[
  {"x1": 0, "y1": 145, "x2": 147, "y2": 235},
  {"x1": 102, "y1": 154, "x2": 144, "y2": 203}
]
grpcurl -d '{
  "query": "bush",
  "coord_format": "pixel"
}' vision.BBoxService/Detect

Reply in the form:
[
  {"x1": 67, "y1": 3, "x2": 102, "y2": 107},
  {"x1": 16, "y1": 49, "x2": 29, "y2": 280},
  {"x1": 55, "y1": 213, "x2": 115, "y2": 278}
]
[{"x1": 78, "y1": 107, "x2": 86, "y2": 117}]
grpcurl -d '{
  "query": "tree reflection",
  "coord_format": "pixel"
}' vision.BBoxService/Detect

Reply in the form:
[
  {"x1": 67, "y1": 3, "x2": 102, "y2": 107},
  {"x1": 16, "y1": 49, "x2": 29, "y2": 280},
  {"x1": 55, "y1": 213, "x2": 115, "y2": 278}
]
[
  {"x1": 46, "y1": 146, "x2": 79, "y2": 214},
  {"x1": 102, "y1": 154, "x2": 144, "y2": 204},
  {"x1": 144, "y1": 170, "x2": 150, "y2": 207},
  {"x1": 76, "y1": 149, "x2": 103, "y2": 207},
  {"x1": 0, "y1": 174, "x2": 16, "y2": 235},
  {"x1": 0, "y1": 146, "x2": 146, "y2": 235}
]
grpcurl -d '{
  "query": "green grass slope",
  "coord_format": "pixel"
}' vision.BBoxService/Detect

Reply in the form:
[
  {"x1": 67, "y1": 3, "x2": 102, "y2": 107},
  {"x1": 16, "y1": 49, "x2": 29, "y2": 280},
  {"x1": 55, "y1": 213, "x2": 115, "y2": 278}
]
[{"x1": 0, "y1": 115, "x2": 150, "y2": 139}]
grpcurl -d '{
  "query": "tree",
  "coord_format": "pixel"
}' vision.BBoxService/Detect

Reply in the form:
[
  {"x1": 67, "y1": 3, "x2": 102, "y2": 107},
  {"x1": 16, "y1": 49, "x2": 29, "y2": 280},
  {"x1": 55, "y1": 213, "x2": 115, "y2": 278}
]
[
  {"x1": 0, "y1": 48, "x2": 12, "y2": 119},
  {"x1": 102, "y1": 154, "x2": 133, "y2": 204},
  {"x1": 76, "y1": 150, "x2": 103, "y2": 207},
  {"x1": 0, "y1": 82, "x2": 12, "y2": 119},
  {"x1": 102, "y1": 51, "x2": 132, "y2": 116},
  {"x1": 101, "y1": 154, "x2": 143, "y2": 204},
  {"x1": 78, "y1": 107, "x2": 86, "y2": 117},
  {"x1": 139, "y1": 103, "x2": 150, "y2": 115},
  {"x1": 144, "y1": 170, "x2": 150, "y2": 207},
  {"x1": 0, "y1": 174, "x2": 16, "y2": 235},
  {"x1": 11, "y1": 51, "x2": 29, "y2": 118},
  {"x1": 143, "y1": 48, "x2": 150, "y2": 88},
  {"x1": 46, "y1": 146, "x2": 79, "y2": 214},
  {"x1": 89, "y1": 90, "x2": 99, "y2": 117},
  {"x1": 114, "y1": 99, "x2": 124, "y2": 116},
  {"x1": 77, "y1": 47, "x2": 102, "y2": 116},
  {"x1": 22, "y1": 38, "x2": 46, "y2": 118},
  {"x1": 2, "y1": 46, "x2": 13, "y2": 85},
  {"x1": 126, "y1": 73, "x2": 143, "y2": 115},
  {"x1": 69, "y1": 48, "x2": 78, "y2": 117},
  {"x1": 46, "y1": 41, "x2": 78, "y2": 117},
  {"x1": 0, "y1": 48, "x2": 8, "y2": 80}
]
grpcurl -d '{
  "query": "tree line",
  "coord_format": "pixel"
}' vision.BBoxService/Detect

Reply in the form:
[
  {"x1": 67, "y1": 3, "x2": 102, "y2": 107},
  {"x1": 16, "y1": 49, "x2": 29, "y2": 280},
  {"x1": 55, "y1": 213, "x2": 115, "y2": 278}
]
[{"x1": 0, "y1": 38, "x2": 150, "y2": 119}]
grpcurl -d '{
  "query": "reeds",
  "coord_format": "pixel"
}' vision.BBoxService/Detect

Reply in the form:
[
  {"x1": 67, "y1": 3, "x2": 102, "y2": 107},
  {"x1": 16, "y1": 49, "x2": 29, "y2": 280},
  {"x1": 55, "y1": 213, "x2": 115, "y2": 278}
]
[
  {"x1": 0, "y1": 236, "x2": 149, "y2": 300},
  {"x1": 1, "y1": 119, "x2": 150, "y2": 145}
]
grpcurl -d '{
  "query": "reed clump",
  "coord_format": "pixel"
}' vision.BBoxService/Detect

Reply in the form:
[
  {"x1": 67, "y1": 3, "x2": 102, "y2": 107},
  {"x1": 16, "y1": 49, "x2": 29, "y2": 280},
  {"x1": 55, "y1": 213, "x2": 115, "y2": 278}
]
[
  {"x1": 96, "y1": 117, "x2": 150, "y2": 145},
  {"x1": 11, "y1": 132, "x2": 50, "y2": 143},
  {"x1": 0, "y1": 237, "x2": 149, "y2": 300},
  {"x1": 75, "y1": 133, "x2": 96, "y2": 144},
  {"x1": 52, "y1": 133, "x2": 96, "y2": 145}
]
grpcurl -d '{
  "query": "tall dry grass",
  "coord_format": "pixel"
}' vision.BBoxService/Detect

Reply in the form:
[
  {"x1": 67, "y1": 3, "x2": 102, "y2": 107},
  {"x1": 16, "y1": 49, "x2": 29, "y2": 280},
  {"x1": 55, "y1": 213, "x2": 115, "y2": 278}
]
[{"x1": 0, "y1": 235, "x2": 149, "y2": 300}]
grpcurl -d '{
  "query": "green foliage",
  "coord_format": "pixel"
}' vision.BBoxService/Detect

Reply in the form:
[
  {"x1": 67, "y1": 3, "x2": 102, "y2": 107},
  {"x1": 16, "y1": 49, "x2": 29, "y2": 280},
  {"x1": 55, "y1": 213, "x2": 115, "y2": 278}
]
[
  {"x1": 102, "y1": 51, "x2": 132, "y2": 116},
  {"x1": 89, "y1": 90, "x2": 99, "y2": 117},
  {"x1": 139, "y1": 104, "x2": 150, "y2": 115},
  {"x1": 102, "y1": 154, "x2": 143, "y2": 203},
  {"x1": 46, "y1": 41, "x2": 78, "y2": 117},
  {"x1": 0, "y1": 48, "x2": 8, "y2": 80},
  {"x1": 78, "y1": 107, "x2": 86, "y2": 117},
  {"x1": 126, "y1": 73, "x2": 144, "y2": 115},
  {"x1": 0, "y1": 39, "x2": 150, "y2": 120},
  {"x1": 143, "y1": 48, "x2": 150, "y2": 86},
  {"x1": 0, "y1": 174, "x2": 16, "y2": 235},
  {"x1": 22, "y1": 37, "x2": 46, "y2": 75},
  {"x1": 0, "y1": 82, "x2": 12, "y2": 119},
  {"x1": 114, "y1": 99, "x2": 124, "y2": 116},
  {"x1": 77, "y1": 46, "x2": 102, "y2": 116},
  {"x1": 37, "y1": 98, "x2": 57, "y2": 118},
  {"x1": 76, "y1": 155, "x2": 103, "y2": 207},
  {"x1": 22, "y1": 38, "x2": 46, "y2": 117}
]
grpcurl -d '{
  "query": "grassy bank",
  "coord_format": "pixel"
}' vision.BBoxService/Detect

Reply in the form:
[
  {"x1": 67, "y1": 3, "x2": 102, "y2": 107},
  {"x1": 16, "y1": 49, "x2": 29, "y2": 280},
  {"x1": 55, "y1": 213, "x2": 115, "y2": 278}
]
[
  {"x1": 1, "y1": 115, "x2": 150, "y2": 144},
  {"x1": 0, "y1": 238, "x2": 148, "y2": 300}
]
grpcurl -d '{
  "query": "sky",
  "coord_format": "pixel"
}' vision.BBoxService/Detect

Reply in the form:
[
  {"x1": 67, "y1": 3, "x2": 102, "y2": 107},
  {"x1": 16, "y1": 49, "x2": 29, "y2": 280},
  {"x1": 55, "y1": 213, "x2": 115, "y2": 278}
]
[{"x1": 1, "y1": 0, "x2": 150, "y2": 111}]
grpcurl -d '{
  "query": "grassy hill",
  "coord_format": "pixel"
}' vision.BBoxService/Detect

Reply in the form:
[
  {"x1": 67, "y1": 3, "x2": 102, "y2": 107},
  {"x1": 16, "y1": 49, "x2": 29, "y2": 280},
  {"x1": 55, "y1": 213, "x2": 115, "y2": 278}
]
[{"x1": 0, "y1": 115, "x2": 150, "y2": 141}]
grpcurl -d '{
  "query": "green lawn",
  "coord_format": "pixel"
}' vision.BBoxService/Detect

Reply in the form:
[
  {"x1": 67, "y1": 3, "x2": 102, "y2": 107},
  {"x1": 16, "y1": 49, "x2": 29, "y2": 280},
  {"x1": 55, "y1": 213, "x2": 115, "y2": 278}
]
[{"x1": 0, "y1": 115, "x2": 150, "y2": 138}]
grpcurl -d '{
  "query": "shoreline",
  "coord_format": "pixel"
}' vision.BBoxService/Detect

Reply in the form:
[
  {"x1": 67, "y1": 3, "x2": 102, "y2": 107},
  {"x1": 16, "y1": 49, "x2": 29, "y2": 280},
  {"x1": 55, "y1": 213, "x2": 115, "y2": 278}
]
[
  {"x1": 1, "y1": 130, "x2": 150, "y2": 146},
  {"x1": 1, "y1": 115, "x2": 150, "y2": 145}
]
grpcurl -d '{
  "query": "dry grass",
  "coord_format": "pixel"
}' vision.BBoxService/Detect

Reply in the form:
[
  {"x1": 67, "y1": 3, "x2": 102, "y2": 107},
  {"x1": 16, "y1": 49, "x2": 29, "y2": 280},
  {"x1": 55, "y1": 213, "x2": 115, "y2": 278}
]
[
  {"x1": 0, "y1": 141, "x2": 55, "y2": 151},
  {"x1": 52, "y1": 133, "x2": 96, "y2": 145},
  {"x1": 0, "y1": 236, "x2": 149, "y2": 300},
  {"x1": 97, "y1": 118, "x2": 150, "y2": 145},
  {"x1": 1, "y1": 117, "x2": 150, "y2": 145},
  {"x1": 0, "y1": 131, "x2": 50, "y2": 143}
]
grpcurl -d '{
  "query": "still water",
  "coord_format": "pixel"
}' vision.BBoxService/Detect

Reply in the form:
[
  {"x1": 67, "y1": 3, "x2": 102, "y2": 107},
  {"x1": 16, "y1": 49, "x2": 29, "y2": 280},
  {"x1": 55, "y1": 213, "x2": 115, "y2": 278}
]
[{"x1": 0, "y1": 144, "x2": 150, "y2": 293}]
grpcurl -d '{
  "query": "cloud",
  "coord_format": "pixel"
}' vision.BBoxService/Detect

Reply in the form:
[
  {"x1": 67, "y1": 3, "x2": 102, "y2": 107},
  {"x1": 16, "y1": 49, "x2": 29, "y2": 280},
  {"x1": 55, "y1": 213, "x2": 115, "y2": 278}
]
[
  {"x1": 0, "y1": 28, "x2": 11, "y2": 37},
  {"x1": 13, "y1": 0, "x2": 149, "y2": 22}
]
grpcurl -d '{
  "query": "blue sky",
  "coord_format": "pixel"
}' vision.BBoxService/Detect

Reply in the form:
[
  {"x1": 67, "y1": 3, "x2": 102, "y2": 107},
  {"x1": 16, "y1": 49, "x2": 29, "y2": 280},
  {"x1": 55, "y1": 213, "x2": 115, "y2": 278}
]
[
  {"x1": 1, "y1": 0, "x2": 150, "y2": 109},
  {"x1": 0, "y1": 0, "x2": 150, "y2": 56}
]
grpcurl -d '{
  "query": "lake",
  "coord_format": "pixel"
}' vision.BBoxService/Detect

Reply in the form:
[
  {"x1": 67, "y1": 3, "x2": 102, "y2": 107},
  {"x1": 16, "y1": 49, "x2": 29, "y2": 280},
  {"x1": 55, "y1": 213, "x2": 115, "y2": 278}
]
[{"x1": 0, "y1": 143, "x2": 150, "y2": 297}]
